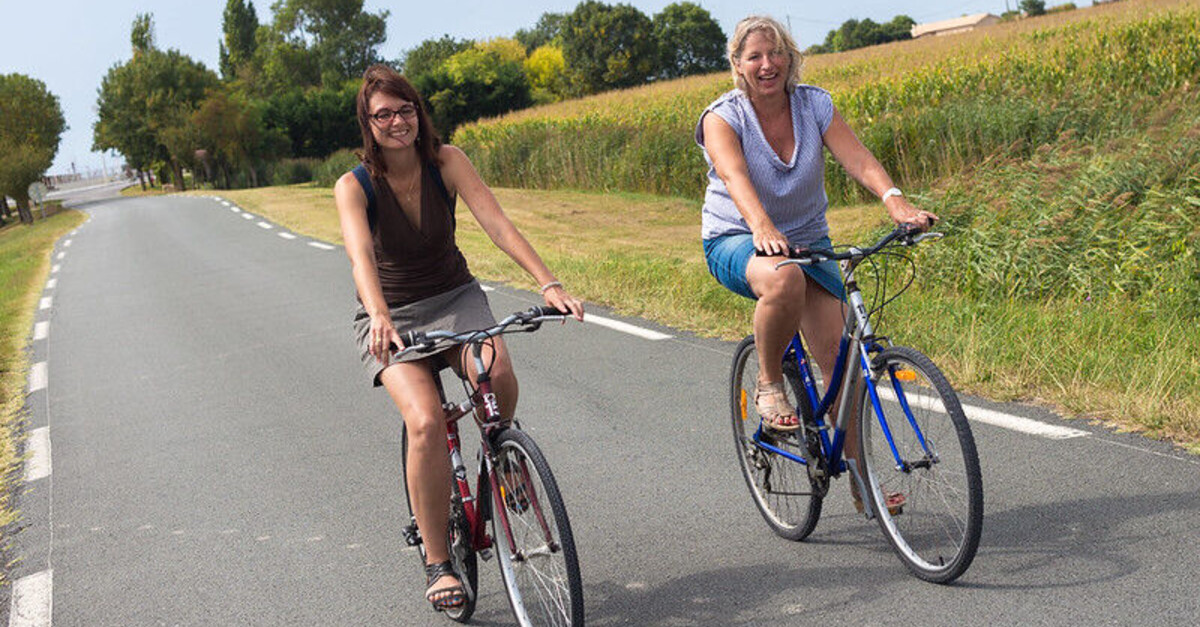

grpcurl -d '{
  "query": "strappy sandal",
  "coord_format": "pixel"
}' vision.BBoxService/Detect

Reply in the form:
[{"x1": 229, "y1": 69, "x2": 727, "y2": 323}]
[
  {"x1": 754, "y1": 379, "x2": 801, "y2": 432},
  {"x1": 424, "y1": 561, "x2": 466, "y2": 612},
  {"x1": 853, "y1": 490, "x2": 906, "y2": 516}
]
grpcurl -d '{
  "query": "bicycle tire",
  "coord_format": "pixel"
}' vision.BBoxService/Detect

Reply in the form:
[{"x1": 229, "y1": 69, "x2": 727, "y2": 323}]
[
  {"x1": 488, "y1": 428, "x2": 584, "y2": 626},
  {"x1": 857, "y1": 346, "x2": 983, "y2": 583},
  {"x1": 730, "y1": 335, "x2": 824, "y2": 542},
  {"x1": 401, "y1": 425, "x2": 479, "y2": 622}
]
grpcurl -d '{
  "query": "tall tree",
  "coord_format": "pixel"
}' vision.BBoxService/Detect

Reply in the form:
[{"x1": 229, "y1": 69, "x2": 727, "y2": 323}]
[
  {"x1": 400, "y1": 35, "x2": 471, "y2": 82},
  {"x1": 268, "y1": 0, "x2": 388, "y2": 86},
  {"x1": 515, "y1": 12, "x2": 566, "y2": 52},
  {"x1": 652, "y1": 2, "x2": 725, "y2": 80},
  {"x1": 524, "y1": 45, "x2": 569, "y2": 104},
  {"x1": 219, "y1": 0, "x2": 260, "y2": 80},
  {"x1": 1020, "y1": 0, "x2": 1048, "y2": 16},
  {"x1": 561, "y1": 1, "x2": 657, "y2": 94},
  {"x1": 416, "y1": 39, "x2": 531, "y2": 138},
  {"x1": 0, "y1": 74, "x2": 66, "y2": 224},
  {"x1": 94, "y1": 15, "x2": 218, "y2": 191}
]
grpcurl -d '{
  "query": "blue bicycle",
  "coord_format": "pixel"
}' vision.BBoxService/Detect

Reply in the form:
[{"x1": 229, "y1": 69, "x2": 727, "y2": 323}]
[{"x1": 730, "y1": 225, "x2": 983, "y2": 583}]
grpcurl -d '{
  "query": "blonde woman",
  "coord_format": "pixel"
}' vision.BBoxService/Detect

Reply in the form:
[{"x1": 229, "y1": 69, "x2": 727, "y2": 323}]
[{"x1": 697, "y1": 16, "x2": 934, "y2": 508}]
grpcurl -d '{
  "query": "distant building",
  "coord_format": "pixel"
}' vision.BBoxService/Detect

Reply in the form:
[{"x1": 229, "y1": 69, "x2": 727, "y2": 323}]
[{"x1": 911, "y1": 13, "x2": 1001, "y2": 39}]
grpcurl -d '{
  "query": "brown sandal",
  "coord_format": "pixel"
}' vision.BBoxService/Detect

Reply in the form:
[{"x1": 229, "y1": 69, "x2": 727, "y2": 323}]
[
  {"x1": 853, "y1": 490, "x2": 906, "y2": 516},
  {"x1": 754, "y1": 379, "x2": 801, "y2": 432},
  {"x1": 425, "y1": 561, "x2": 466, "y2": 611}
]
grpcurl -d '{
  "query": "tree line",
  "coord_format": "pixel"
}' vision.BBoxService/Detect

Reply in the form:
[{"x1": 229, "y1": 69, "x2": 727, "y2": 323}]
[{"x1": 90, "y1": 0, "x2": 728, "y2": 193}]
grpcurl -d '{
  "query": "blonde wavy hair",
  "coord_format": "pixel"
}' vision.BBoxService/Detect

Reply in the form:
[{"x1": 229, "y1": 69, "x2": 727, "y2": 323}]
[{"x1": 727, "y1": 16, "x2": 804, "y2": 92}]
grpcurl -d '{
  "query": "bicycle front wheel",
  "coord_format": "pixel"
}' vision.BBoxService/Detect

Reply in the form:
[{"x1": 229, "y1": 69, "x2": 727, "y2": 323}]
[
  {"x1": 858, "y1": 346, "x2": 983, "y2": 583},
  {"x1": 730, "y1": 335, "x2": 823, "y2": 541},
  {"x1": 488, "y1": 428, "x2": 584, "y2": 626},
  {"x1": 401, "y1": 425, "x2": 479, "y2": 622}
]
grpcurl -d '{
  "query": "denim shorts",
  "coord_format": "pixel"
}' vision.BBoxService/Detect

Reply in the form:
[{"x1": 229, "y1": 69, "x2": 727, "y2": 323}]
[{"x1": 703, "y1": 233, "x2": 845, "y2": 301}]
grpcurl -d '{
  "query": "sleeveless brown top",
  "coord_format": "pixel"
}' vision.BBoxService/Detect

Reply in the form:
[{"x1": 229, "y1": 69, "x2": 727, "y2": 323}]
[{"x1": 370, "y1": 163, "x2": 473, "y2": 307}]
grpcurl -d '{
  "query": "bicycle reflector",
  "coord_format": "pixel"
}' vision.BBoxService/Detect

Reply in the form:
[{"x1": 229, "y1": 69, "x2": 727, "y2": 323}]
[
  {"x1": 740, "y1": 390, "x2": 748, "y2": 421},
  {"x1": 893, "y1": 368, "x2": 918, "y2": 382}
]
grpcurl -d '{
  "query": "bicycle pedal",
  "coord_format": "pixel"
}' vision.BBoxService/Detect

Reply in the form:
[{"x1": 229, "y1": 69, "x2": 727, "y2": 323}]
[{"x1": 401, "y1": 523, "x2": 423, "y2": 547}]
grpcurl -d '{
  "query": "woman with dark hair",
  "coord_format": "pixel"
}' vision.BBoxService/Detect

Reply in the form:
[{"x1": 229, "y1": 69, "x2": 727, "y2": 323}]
[{"x1": 334, "y1": 64, "x2": 584, "y2": 612}]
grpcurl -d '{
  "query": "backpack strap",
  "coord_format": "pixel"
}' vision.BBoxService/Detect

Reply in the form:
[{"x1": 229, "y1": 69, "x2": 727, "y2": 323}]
[{"x1": 350, "y1": 164, "x2": 377, "y2": 231}]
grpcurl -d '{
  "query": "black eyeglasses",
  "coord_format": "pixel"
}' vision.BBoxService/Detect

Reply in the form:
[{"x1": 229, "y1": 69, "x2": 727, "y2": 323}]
[{"x1": 371, "y1": 105, "x2": 418, "y2": 125}]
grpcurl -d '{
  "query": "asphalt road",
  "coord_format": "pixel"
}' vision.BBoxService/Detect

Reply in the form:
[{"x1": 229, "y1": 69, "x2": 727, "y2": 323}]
[{"x1": 7, "y1": 189, "x2": 1199, "y2": 626}]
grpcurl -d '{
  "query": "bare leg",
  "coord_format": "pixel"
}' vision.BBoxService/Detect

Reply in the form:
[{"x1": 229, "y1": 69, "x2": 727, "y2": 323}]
[
  {"x1": 746, "y1": 257, "x2": 807, "y2": 384},
  {"x1": 379, "y1": 361, "x2": 460, "y2": 602}
]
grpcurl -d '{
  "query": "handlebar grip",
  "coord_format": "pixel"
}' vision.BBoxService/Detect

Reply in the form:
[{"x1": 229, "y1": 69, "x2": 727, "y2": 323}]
[
  {"x1": 529, "y1": 305, "x2": 568, "y2": 318},
  {"x1": 401, "y1": 330, "x2": 425, "y2": 349},
  {"x1": 754, "y1": 245, "x2": 811, "y2": 258}
]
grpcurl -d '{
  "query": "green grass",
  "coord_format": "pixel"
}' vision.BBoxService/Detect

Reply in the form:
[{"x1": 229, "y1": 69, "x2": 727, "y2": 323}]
[{"x1": 0, "y1": 210, "x2": 87, "y2": 583}]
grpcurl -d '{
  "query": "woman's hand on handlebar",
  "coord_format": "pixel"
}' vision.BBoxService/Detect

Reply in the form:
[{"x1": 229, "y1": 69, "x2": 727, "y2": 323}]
[
  {"x1": 541, "y1": 284, "x2": 585, "y2": 322},
  {"x1": 752, "y1": 223, "x2": 790, "y2": 257},
  {"x1": 368, "y1": 313, "x2": 404, "y2": 365},
  {"x1": 885, "y1": 197, "x2": 938, "y2": 231}
]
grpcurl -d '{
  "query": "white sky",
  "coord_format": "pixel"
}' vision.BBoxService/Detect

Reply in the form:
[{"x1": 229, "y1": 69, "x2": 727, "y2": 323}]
[{"x1": 0, "y1": 0, "x2": 1088, "y2": 175}]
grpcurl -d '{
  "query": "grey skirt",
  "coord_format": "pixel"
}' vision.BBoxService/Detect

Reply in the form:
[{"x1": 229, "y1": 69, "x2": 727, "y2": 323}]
[{"x1": 353, "y1": 279, "x2": 497, "y2": 386}]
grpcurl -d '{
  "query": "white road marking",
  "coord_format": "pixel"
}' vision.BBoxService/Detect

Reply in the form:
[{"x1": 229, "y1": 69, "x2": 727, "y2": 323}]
[
  {"x1": 50, "y1": 264, "x2": 60, "y2": 274},
  {"x1": 33, "y1": 322, "x2": 48, "y2": 341},
  {"x1": 45, "y1": 278, "x2": 56, "y2": 289},
  {"x1": 480, "y1": 285, "x2": 495, "y2": 292},
  {"x1": 241, "y1": 214, "x2": 254, "y2": 220},
  {"x1": 38, "y1": 297, "x2": 51, "y2": 311},
  {"x1": 63, "y1": 239, "x2": 72, "y2": 247},
  {"x1": 585, "y1": 314, "x2": 672, "y2": 340},
  {"x1": 876, "y1": 388, "x2": 1087, "y2": 439},
  {"x1": 277, "y1": 232, "x2": 297, "y2": 240},
  {"x1": 54, "y1": 252, "x2": 64, "y2": 260},
  {"x1": 256, "y1": 221, "x2": 272, "y2": 229},
  {"x1": 221, "y1": 200, "x2": 231, "y2": 207},
  {"x1": 308, "y1": 242, "x2": 336, "y2": 251},
  {"x1": 9, "y1": 569, "x2": 52, "y2": 627},
  {"x1": 229, "y1": 206, "x2": 241, "y2": 213},
  {"x1": 29, "y1": 362, "x2": 47, "y2": 392},
  {"x1": 24, "y1": 427, "x2": 50, "y2": 482}
]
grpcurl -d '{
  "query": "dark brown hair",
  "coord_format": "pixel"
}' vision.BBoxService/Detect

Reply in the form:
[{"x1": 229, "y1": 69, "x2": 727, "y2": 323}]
[{"x1": 356, "y1": 64, "x2": 442, "y2": 176}]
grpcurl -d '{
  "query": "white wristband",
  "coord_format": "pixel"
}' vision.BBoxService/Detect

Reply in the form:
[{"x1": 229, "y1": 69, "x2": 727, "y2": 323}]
[
  {"x1": 539, "y1": 281, "x2": 562, "y2": 295},
  {"x1": 881, "y1": 187, "x2": 903, "y2": 202}
]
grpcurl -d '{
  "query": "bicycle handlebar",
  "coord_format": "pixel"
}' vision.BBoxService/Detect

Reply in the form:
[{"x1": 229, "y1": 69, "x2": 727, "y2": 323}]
[
  {"x1": 393, "y1": 305, "x2": 570, "y2": 358},
  {"x1": 758, "y1": 224, "x2": 943, "y2": 268}
]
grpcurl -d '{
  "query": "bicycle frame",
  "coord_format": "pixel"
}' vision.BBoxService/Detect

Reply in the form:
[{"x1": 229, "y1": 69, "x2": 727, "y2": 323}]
[
  {"x1": 749, "y1": 255, "x2": 936, "y2": 480},
  {"x1": 435, "y1": 341, "x2": 558, "y2": 560}
]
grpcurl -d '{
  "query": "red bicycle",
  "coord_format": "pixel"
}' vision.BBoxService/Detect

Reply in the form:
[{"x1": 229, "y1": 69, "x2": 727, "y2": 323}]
[{"x1": 397, "y1": 306, "x2": 584, "y2": 626}]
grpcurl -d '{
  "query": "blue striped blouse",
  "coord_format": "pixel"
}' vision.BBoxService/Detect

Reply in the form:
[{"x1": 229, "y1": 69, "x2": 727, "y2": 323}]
[{"x1": 695, "y1": 85, "x2": 835, "y2": 244}]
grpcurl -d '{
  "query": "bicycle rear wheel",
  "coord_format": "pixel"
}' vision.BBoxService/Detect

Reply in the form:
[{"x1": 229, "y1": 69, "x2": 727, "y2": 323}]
[
  {"x1": 488, "y1": 428, "x2": 583, "y2": 626},
  {"x1": 857, "y1": 346, "x2": 983, "y2": 583},
  {"x1": 401, "y1": 425, "x2": 479, "y2": 622},
  {"x1": 730, "y1": 335, "x2": 824, "y2": 541}
]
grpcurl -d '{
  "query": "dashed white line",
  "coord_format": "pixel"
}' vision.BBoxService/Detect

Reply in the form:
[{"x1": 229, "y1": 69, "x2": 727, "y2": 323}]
[
  {"x1": 229, "y1": 206, "x2": 241, "y2": 213},
  {"x1": 62, "y1": 239, "x2": 72, "y2": 247},
  {"x1": 221, "y1": 201, "x2": 231, "y2": 207},
  {"x1": 9, "y1": 569, "x2": 52, "y2": 627},
  {"x1": 277, "y1": 232, "x2": 297, "y2": 240},
  {"x1": 480, "y1": 285, "x2": 495, "y2": 292},
  {"x1": 585, "y1": 314, "x2": 673, "y2": 340},
  {"x1": 33, "y1": 322, "x2": 48, "y2": 341},
  {"x1": 54, "y1": 252, "x2": 64, "y2": 260},
  {"x1": 38, "y1": 297, "x2": 51, "y2": 311},
  {"x1": 876, "y1": 388, "x2": 1087, "y2": 439},
  {"x1": 241, "y1": 214, "x2": 254, "y2": 220},
  {"x1": 24, "y1": 427, "x2": 50, "y2": 482},
  {"x1": 50, "y1": 264, "x2": 60, "y2": 274},
  {"x1": 308, "y1": 242, "x2": 336, "y2": 251},
  {"x1": 29, "y1": 362, "x2": 47, "y2": 392},
  {"x1": 256, "y1": 221, "x2": 272, "y2": 229},
  {"x1": 45, "y1": 278, "x2": 56, "y2": 289}
]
